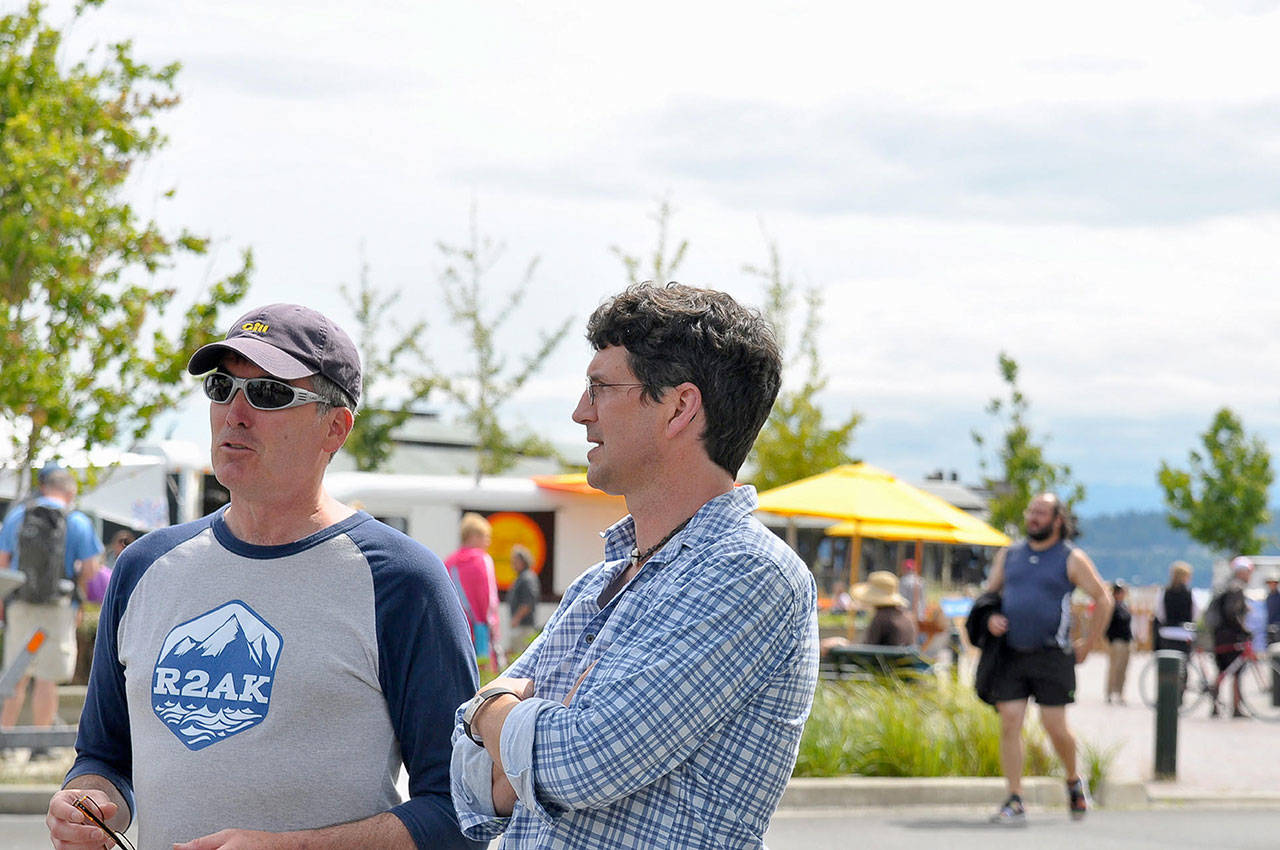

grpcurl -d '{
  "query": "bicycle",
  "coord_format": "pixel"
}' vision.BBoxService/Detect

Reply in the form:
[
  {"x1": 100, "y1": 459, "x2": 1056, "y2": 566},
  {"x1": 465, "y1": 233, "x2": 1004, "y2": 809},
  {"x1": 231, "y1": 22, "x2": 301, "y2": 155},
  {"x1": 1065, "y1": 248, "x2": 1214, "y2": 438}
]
[{"x1": 1139, "y1": 626, "x2": 1280, "y2": 721}]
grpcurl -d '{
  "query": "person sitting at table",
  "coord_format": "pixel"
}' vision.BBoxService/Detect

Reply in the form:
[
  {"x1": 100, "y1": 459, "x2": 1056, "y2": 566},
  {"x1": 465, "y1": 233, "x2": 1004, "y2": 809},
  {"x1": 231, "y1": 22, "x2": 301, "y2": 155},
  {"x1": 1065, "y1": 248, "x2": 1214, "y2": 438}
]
[{"x1": 854, "y1": 570, "x2": 918, "y2": 647}]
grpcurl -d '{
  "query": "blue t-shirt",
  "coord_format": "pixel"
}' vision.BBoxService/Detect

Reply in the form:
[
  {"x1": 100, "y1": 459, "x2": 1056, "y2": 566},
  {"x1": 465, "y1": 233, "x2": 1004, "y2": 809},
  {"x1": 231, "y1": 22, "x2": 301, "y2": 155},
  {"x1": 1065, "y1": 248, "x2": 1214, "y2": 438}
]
[{"x1": 0, "y1": 496, "x2": 103, "y2": 580}]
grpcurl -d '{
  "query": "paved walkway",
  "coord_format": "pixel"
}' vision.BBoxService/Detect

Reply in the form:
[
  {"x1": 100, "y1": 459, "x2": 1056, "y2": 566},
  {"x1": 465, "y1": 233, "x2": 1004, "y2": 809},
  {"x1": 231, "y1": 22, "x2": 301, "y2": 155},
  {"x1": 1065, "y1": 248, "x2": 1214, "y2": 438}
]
[{"x1": 1047, "y1": 650, "x2": 1278, "y2": 800}]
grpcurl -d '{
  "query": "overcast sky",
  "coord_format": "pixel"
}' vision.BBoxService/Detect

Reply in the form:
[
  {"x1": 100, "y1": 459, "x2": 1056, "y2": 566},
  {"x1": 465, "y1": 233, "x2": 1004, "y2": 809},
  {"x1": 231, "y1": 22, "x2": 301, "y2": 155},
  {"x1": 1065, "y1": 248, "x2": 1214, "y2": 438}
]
[{"x1": 49, "y1": 0, "x2": 1280, "y2": 514}]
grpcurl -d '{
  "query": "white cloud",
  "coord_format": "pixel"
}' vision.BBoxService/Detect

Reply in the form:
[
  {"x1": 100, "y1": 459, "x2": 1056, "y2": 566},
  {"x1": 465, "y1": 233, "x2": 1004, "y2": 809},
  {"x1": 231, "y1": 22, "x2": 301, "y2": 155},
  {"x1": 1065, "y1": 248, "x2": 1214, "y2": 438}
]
[{"x1": 41, "y1": 0, "x2": 1280, "y2": 514}]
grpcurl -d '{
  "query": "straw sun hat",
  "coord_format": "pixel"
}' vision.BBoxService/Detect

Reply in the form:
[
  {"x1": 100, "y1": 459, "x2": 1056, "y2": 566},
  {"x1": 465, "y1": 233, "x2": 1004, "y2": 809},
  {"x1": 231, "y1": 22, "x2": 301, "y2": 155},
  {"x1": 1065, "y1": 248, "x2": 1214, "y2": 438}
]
[{"x1": 851, "y1": 570, "x2": 908, "y2": 609}]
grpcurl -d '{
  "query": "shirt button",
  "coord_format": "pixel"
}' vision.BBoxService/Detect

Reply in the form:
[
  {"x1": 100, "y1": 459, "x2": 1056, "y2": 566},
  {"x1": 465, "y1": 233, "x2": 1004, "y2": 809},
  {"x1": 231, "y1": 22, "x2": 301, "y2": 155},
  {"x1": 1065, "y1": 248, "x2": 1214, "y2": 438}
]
[{"x1": 585, "y1": 634, "x2": 595, "y2": 643}]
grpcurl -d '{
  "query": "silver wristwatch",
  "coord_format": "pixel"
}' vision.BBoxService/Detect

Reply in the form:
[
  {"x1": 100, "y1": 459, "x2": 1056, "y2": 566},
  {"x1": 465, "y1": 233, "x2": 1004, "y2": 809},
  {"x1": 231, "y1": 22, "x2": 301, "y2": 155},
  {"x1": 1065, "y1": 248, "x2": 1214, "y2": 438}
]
[{"x1": 462, "y1": 686, "x2": 522, "y2": 746}]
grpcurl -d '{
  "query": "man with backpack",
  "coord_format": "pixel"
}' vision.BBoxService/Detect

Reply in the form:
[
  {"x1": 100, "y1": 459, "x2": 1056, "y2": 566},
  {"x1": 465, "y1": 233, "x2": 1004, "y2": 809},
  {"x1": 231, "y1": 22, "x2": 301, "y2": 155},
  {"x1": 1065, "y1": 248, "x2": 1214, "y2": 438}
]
[
  {"x1": 0, "y1": 464, "x2": 103, "y2": 757},
  {"x1": 1208, "y1": 556, "x2": 1254, "y2": 718}
]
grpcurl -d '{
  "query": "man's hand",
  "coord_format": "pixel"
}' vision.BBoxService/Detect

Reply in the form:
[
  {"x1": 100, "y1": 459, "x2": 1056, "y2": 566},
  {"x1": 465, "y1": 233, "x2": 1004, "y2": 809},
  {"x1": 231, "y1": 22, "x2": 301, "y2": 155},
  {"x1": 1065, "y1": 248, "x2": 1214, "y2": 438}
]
[
  {"x1": 1072, "y1": 638, "x2": 1092, "y2": 665},
  {"x1": 492, "y1": 759, "x2": 518, "y2": 817},
  {"x1": 47, "y1": 789, "x2": 122, "y2": 850},
  {"x1": 478, "y1": 677, "x2": 535, "y2": 701},
  {"x1": 987, "y1": 613, "x2": 1008, "y2": 637},
  {"x1": 471, "y1": 676, "x2": 534, "y2": 747}
]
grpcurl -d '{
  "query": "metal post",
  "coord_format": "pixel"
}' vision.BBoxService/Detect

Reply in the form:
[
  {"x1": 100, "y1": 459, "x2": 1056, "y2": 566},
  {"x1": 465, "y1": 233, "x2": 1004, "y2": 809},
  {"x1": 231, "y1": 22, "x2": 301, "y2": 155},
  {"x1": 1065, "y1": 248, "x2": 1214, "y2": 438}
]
[
  {"x1": 1153, "y1": 649, "x2": 1182, "y2": 780},
  {"x1": 948, "y1": 626, "x2": 961, "y2": 683},
  {"x1": 846, "y1": 535, "x2": 863, "y2": 640},
  {"x1": 1271, "y1": 645, "x2": 1280, "y2": 709}
]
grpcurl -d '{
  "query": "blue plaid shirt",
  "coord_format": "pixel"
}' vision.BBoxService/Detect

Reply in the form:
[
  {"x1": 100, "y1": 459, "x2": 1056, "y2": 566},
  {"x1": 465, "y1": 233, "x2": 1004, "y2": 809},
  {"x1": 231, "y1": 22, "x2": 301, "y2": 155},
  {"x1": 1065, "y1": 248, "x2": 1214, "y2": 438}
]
[{"x1": 451, "y1": 486, "x2": 819, "y2": 848}]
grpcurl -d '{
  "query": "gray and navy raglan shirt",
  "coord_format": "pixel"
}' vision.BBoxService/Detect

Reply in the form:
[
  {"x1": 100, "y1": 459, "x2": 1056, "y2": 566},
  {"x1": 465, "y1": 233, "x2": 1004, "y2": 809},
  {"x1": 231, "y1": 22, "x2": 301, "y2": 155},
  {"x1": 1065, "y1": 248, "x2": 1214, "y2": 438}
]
[{"x1": 67, "y1": 508, "x2": 484, "y2": 850}]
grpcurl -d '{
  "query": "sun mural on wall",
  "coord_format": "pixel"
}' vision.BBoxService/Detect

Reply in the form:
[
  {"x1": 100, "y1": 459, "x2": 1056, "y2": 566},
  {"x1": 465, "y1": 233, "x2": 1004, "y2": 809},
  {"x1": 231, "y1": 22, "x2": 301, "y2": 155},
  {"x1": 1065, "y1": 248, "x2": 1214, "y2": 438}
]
[{"x1": 487, "y1": 511, "x2": 547, "y2": 590}]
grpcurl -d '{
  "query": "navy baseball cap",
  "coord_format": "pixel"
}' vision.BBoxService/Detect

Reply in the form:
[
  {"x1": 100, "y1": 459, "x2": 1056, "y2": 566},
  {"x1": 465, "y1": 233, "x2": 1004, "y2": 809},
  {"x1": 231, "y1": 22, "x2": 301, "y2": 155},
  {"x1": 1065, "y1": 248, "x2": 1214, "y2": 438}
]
[{"x1": 187, "y1": 303, "x2": 362, "y2": 405}]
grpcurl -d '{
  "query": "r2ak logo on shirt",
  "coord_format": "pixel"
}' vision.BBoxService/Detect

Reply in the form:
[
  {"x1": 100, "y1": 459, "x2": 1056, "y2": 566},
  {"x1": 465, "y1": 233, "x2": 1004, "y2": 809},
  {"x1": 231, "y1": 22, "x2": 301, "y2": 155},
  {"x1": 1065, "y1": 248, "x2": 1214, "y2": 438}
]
[{"x1": 152, "y1": 600, "x2": 283, "y2": 751}]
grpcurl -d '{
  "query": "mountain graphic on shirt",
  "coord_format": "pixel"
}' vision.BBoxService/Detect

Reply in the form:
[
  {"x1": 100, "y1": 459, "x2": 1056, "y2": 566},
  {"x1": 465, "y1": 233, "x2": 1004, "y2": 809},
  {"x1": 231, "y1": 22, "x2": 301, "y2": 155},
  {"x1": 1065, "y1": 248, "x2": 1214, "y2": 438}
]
[
  {"x1": 162, "y1": 613, "x2": 276, "y2": 672},
  {"x1": 152, "y1": 600, "x2": 283, "y2": 751}
]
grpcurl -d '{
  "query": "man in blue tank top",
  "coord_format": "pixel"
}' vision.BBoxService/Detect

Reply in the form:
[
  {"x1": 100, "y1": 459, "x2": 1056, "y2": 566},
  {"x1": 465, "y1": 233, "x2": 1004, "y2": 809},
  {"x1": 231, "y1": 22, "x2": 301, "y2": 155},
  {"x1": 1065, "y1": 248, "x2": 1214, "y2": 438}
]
[{"x1": 983, "y1": 492, "x2": 1112, "y2": 825}]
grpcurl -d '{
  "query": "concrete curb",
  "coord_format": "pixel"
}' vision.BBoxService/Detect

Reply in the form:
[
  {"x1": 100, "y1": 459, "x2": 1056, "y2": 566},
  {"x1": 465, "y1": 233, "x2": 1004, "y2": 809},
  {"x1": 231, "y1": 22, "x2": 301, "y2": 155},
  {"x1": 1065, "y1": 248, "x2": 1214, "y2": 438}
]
[
  {"x1": 1146, "y1": 786, "x2": 1280, "y2": 808},
  {"x1": 0, "y1": 784, "x2": 57, "y2": 815},
  {"x1": 778, "y1": 776, "x2": 1152, "y2": 810}
]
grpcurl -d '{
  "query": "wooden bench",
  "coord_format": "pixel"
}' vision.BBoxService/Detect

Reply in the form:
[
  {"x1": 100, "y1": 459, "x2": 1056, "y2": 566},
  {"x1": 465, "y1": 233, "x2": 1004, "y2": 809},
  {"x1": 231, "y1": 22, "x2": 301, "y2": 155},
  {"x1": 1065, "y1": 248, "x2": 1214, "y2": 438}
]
[{"x1": 821, "y1": 643, "x2": 934, "y2": 681}]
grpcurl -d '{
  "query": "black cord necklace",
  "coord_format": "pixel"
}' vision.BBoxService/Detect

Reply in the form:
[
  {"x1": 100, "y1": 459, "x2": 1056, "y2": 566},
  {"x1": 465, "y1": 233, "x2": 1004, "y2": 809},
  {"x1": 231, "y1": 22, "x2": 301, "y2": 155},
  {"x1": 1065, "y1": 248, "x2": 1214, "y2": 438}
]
[{"x1": 629, "y1": 517, "x2": 694, "y2": 567}]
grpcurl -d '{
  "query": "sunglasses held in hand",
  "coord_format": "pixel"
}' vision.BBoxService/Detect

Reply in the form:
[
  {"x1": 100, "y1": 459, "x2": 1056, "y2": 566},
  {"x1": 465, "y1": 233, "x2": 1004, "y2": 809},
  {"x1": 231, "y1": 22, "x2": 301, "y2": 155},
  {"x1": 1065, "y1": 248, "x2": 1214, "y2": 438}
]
[{"x1": 72, "y1": 794, "x2": 136, "y2": 850}]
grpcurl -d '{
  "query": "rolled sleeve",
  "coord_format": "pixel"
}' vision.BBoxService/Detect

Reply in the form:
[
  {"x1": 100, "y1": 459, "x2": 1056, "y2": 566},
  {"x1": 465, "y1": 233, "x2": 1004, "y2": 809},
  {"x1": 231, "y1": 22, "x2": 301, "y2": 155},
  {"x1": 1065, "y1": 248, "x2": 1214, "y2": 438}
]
[
  {"x1": 449, "y1": 731, "x2": 513, "y2": 841},
  {"x1": 448, "y1": 612, "x2": 554, "y2": 840},
  {"x1": 499, "y1": 697, "x2": 563, "y2": 823},
  {"x1": 449, "y1": 696, "x2": 568, "y2": 835}
]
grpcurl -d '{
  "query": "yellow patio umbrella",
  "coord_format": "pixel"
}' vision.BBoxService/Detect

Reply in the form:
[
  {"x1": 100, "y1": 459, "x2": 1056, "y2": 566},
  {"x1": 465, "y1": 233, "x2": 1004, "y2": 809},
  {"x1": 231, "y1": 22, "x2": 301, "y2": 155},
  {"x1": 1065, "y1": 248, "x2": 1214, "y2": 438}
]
[
  {"x1": 755, "y1": 463, "x2": 1010, "y2": 587},
  {"x1": 827, "y1": 513, "x2": 1010, "y2": 547},
  {"x1": 757, "y1": 463, "x2": 956, "y2": 525}
]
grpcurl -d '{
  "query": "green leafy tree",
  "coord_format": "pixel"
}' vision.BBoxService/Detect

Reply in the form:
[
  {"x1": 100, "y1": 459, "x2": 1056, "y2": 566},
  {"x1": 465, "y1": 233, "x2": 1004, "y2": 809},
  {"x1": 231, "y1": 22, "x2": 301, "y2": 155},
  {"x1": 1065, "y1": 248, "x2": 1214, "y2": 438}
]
[
  {"x1": 435, "y1": 206, "x2": 572, "y2": 480},
  {"x1": 339, "y1": 258, "x2": 434, "y2": 471},
  {"x1": 611, "y1": 198, "x2": 688, "y2": 284},
  {"x1": 972, "y1": 352, "x2": 1084, "y2": 534},
  {"x1": 0, "y1": 0, "x2": 251, "y2": 491},
  {"x1": 747, "y1": 236, "x2": 860, "y2": 491},
  {"x1": 1158, "y1": 407, "x2": 1273, "y2": 557}
]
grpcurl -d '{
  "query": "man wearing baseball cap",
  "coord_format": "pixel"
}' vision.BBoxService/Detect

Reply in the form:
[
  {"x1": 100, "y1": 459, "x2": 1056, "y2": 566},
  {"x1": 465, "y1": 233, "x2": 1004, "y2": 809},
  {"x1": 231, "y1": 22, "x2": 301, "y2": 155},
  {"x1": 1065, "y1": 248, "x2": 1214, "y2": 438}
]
[{"x1": 50, "y1": 304, "x2": 482, "y2": 849}]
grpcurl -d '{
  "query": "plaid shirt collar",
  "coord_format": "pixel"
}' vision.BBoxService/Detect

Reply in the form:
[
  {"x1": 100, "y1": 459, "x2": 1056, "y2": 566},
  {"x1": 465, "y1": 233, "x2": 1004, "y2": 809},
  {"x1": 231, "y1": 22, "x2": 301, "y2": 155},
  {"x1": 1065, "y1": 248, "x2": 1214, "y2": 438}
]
[{"x1": 599, "y1": 484, "x2": 759, "y2": 569}]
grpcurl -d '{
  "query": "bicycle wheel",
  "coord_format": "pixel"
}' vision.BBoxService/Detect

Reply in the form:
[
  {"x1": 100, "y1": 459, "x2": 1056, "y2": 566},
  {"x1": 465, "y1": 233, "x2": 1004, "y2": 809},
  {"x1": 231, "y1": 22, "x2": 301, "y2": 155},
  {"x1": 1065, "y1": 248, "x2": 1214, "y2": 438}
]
[
  {"x1": 1138, "y1": 657, "x2": 1159, "y2": 707},
  {"x1": 1237, "y1": 653, "x2": 1280, "y2": 722},
  {"x1": 1180, "y1": 658, "x2": 1213, "y2": 716}
]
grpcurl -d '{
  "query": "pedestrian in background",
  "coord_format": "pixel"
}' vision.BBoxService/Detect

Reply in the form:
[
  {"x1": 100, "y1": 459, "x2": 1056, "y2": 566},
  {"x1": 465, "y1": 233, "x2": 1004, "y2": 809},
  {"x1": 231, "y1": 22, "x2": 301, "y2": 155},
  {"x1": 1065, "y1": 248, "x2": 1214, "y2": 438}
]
[
  {"x1": 84, "y1": 530, "x2": 133, "y2": 605},
  {"x1": 74, "y1": 530, "x2": 135, "y2": 685},
  {"x1": 1208, "y1": 556, "x2": 1253, "y2": 718},
  {"x1": 1105, "y1": 581, "x2": 1133, "y2": 705},
  {"x1": 505, "y1": 544, "x2": 540, "y2": 653},
  {"x1": 0, "y1": 465, "x2": 102, "y2": 760},
  {"x1": 1152, "y1": 561, "x2": 1197, "y2": 654},
  {"x1": 1264, "y1": 569, "x2": 1279, "y2": 646},
  {"x1": 854, "y1": 570, "x2": 917, "y2": 647},
  {"x1": 899, "y1": 558, "x2": 926, "y2": 623},
  {"x1": 446, "y1": 512, "x2": 504, "y2": 672},
  {"x1": 983, "y1": 492, "x2": 1112, "y2": 824}
]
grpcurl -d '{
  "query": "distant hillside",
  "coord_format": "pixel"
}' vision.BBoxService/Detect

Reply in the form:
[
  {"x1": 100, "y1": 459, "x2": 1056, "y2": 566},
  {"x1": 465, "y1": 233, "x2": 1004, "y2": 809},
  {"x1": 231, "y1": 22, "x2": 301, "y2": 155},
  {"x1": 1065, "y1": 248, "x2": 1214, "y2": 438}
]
[{"x1": 1077, "y1": 509, "x2": 1280, "y2": 588}]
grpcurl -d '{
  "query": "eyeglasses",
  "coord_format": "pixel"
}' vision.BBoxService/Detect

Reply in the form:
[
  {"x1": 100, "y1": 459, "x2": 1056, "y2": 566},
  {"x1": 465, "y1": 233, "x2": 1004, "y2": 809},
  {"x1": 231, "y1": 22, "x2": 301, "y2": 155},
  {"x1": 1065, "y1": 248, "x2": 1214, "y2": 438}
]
[
  {"x1": 203, "y1": 372, "x2": 326, "y2": 411},
  {"x1": 72, "y1": 794, "x2": 136, "y2": 850},
  {"x1": 584, "y1": 378, "x2": 646, "y2": 405}
]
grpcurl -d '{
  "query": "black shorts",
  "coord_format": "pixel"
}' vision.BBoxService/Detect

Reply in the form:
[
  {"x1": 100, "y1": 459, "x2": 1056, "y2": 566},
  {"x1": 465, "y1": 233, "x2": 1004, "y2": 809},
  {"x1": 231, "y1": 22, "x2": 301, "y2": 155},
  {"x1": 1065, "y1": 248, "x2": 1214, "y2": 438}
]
[
  {"x1": 1214, "y1": 631, "x2": 1248, "y2": 673},
  {"x1": 990, "y1": 646, "x2": 1076, "y2": 706},
  {"x1": 1215, "y1": 648, "x2": 1243, "y2": 674}
]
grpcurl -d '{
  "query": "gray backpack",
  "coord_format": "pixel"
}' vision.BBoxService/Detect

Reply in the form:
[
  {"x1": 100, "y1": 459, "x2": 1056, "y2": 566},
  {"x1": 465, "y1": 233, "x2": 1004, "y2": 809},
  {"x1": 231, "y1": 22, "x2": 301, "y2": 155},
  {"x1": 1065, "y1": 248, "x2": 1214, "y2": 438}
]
[{"x1": 14, "y1": 501, "x2": 69, "y2": 604}]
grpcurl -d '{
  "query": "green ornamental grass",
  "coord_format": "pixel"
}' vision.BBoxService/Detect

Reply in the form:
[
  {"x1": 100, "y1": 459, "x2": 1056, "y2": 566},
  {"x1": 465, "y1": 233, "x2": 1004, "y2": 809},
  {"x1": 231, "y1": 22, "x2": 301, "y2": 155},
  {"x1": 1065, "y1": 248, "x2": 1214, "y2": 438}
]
[{"x1": 794, "y1": 676, "x2": 1057, "y2": 778}]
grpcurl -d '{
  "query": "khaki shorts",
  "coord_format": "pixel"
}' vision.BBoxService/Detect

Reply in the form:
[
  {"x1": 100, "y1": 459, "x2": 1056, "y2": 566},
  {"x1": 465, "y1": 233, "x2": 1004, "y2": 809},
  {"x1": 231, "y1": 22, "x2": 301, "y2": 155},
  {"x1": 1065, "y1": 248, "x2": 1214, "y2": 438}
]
[{"x1": 3, "y1": 599, "x2": 77, "y2": 683}]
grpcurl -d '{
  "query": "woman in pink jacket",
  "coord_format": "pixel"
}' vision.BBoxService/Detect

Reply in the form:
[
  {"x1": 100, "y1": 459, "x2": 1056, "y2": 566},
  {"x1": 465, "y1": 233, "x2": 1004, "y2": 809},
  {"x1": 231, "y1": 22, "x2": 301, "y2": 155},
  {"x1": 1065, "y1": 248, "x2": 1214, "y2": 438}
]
[{"x1": 445, "y1": 512, "x2": 504, "y2": 671}]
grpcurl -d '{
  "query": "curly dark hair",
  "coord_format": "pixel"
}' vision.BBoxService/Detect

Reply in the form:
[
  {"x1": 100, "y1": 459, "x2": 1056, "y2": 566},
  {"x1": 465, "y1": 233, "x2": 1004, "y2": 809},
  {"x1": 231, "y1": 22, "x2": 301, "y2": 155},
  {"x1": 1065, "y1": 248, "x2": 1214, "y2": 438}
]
[{"x1": 586, "y1": 281, "x2": 782, "y2": 477}]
